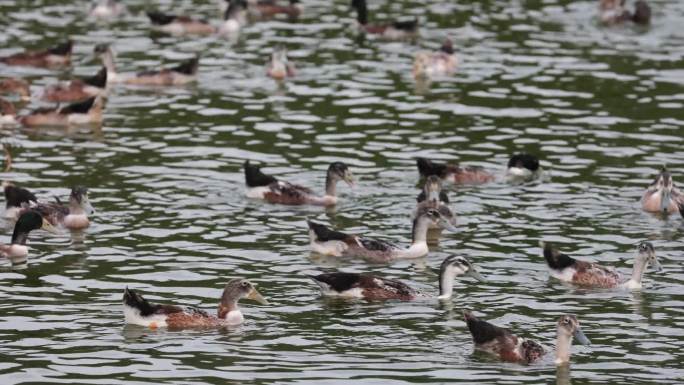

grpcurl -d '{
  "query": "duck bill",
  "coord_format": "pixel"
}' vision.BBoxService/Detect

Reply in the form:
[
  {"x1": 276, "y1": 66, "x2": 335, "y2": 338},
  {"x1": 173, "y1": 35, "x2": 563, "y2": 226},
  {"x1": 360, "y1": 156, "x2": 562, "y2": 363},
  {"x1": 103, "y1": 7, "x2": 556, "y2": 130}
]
[
  {"x1": 82, "y1": 197, "x2": 96, "y2": 215},
  {"x1": 651, "y1": 257, "x2": 663, "y2": 272},
  {"x1": 344, "y1": 172, "x2": 355, "y2": 188},
  {"x1": 467, "y1": 268, "x2": 485, "y2": 282},
  {"x1": 573, "y1": 328, "x2": 591, "y2": 345},
  {"x1": 660, "y1": 189, "x2": 672, "y2": 213},
  {"x1": 246, "y1": 288, "x2": 269, "y2": 305},
  {"x1": 41, "y1": 218, "x2": 59, "y2": 234},
  {"x1": 440, "y1": 219, "x2": 458, "y2": 232}
]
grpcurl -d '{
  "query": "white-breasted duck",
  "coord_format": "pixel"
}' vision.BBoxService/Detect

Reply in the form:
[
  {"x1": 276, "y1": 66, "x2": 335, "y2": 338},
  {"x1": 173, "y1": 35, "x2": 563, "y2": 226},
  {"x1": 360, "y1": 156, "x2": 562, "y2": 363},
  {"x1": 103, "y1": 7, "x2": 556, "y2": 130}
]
[
  {"x1": 505, "y1": 153, "x2": 542, "y2": 183},
  {"x1": 244, "y1": 160, "x2": 353, "y2": 206},
  {"x1": 350, "y1": 0, "x2": 418, "y2": 40},
  {"x1": 123, "y1": 278, "x2": 268, "y2": 328},
  {"x1": 19, "y1": 96, "x2": 104, "y2": 127},
  {"x1": 42, "y1": 67, "x2": 107, "y2": 103},
  {"x1": 599, "y1": 0, "x2": 651, "y2": 25},
  {"x1": 414, "y1": 175, "x2": 456, "y2": 230},
  {"x1": 246, "y1": 0, "x2": 302, "y2": 20},
  {"x1": 464, "y1": 311, "x2": 590, "y2": 365},
  {"x1": 89, "y1": 0, "x2": 126, "y2": 19},
  {"x1": 307, "y1": 207, "x2": 456, "y2": 262},
  {"x1": 94, "y1": 44, "x2": 199, "y2": 86},
  {"x1": 541, "y1": 241, "x2": 661, "y2": 290},
  {"x1": 641, "y1": 166, "x2": 683, "y2": 214},
  {"x1": 309, "y1": 255, "x2": 483, "y2": 300},
  {"x1": 0, "y1": 78, "x2": 31, "y2": 101},
  {"x1": 1, "y1": 210, "x2": 57, "y2": 265},
  {"x1": 0, "y1": 40, "x2": 72, "y2": 68},
  {"x1": 416, "y1": 157, "x2": 495, "y2": 185},
  {"x1": 267, "y1": 47, "x2": 296, "y2": 80},
  {"x1": 413, "y1": 38, "x2": 458, "y2": 80},
  {"x1": 29, "y1": 186, "x2": 95, "y2": 230}
]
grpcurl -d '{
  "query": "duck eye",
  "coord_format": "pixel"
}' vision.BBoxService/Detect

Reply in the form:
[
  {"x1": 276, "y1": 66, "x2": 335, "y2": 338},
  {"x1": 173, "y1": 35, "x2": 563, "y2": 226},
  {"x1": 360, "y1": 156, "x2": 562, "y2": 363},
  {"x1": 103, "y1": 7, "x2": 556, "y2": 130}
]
[{"x1": 241, "y1": 281, "x2": 250, "y2": 287}]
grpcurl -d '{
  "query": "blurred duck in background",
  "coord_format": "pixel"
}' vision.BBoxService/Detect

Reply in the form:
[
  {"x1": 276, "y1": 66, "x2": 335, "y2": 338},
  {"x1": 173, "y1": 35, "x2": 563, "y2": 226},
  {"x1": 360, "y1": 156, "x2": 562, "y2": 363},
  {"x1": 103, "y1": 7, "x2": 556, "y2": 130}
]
[
  {"x1": 0, "y1": 78, "x2": 30, "y2": 101},
  {"x1": 0, "y1": 40, "x2": 72, "y2": 68},
  {"x1": 350, "y1": 0, "x2": 418, "y2": 40},
  {"x1": 641, "y1": 166, "x2": 683, "y2": 214},
  {"x1": 89, "y1": 0, "x2": 126, "y2": 19},
  {"x1": 20, "y1": 96, "x2": 104, "y2": 127},
  {"x1": 413, "y1": 38, "x2": 458, "y2": 80},
  {"x1": 42, "y1": 67, "x2": 107, "y2": 103},
  {"x1": 266, "y1": 47, "x2": 296, "y2": 80},
  {"x1": 94, "y1": 45, "x2": 199, "y2": 86},
  {"x1": 599, "y1": 0, "x2": 651, "y2": 25}
]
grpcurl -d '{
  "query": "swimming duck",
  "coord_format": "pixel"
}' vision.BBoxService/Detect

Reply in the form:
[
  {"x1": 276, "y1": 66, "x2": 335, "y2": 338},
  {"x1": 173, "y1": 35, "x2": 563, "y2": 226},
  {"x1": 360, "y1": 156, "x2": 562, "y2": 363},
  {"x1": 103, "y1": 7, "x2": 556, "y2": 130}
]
[
  {"x1": 310, "y1": 255, "x2": 483, "y2": 300},
  {"x1": 94, "y1": 44, "x2": 199, "y2": 86},
  {"x1": 350, "y1": 0, "x2": 418, "y2": 40},
  {"x1": 641, "y1": 167, "x2": 683, "y2": 214},
  {"x1": 413, "y1": 38, "x2": 458, "y2": 80},
  {"x1": 30, "y1": 186, "x2": 95, "y2": 230},
  {"x1": 247, "y1": 0, "x2": 302, "y2": 20},
  {"x1": 244, "y1": 160, "x2": 353, "y2": 206},
  {"x1": 19, "y1": 96, "x2": 104, "y2": 127},
  {"x1": 3, "y1": 183, "x2": 37, "y2": 219},
  {"x1": 123, "y1": 278, "x2": 268, "y2": 328},
  {"x1": 147, "y1": 10, "x2": 216, "y2": 35},
  {"x1": 414, "y1": 175, "x2": 455, "y2": 230},
  {"x1": 89, "y1": 0, "x2": 126, "y2": 19},
  {"x1": 41, "y1": 67, "x2": 107, "y2": 103},
  {"x1": 464, "y1": 311, "x2": 590, "y2": 365},
  {"x1": 307, "y1": 207, "x2": 456, "y2": 262},
  {"x1": 541, "y1": 241, "x2": 661, "y2": 290},
  {"x1": 266, "y1": 47, "x2": 296, "y2": 80},
  {"x1": 0, "y1": 40, "x2": 72, "y2": 68},
  {"x1": 506, "y1": 153, "x2": 542, "y2": 183},
  {"x1": 416, "y1": 157, "x2": 495, "y2": 185},
  {"x1": 1, "y1": 210, "x2": 57, "y2": 265},
  {"x1": 599, "y1": 0, "x2": 651, "y2": 25},
  {"x1": 0, "y1": 78, "x2": 30, "y2": 101},
  {"x1": 0, "y1": 98, "x2": 17, "y2": 125}
]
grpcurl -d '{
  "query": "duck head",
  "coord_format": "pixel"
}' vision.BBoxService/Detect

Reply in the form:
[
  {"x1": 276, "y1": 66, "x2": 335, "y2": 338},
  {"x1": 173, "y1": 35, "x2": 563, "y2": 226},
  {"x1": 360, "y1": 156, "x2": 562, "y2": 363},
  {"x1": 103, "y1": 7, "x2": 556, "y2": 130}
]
[
  {"x1": 422, "y1": 175, "x2": 442, "y2": 202},
  {"x1": 326, "y1": 162, "x2": 354, "y2": 189},
  {"x1": 651, "y1": 167, "x2": 674, "y2": 213},
  {"x1": 635, "y1": 241, "x2": 661, "y2": 272},
  {"x1": 70, "y1": 186, "x2": 95, "y2": 215},
  {"x1": 12, "y1": 210, "x2": 58, "y2": 244},
  {"x1": 555, "y1": 314, "x2": 590, "y2": 365},
  {"x1": 218, "y1": 278, "x2": 268, "y2": 318},
  {"x1": 437, "y1": 255, "x2": 484, "y2": 299}
]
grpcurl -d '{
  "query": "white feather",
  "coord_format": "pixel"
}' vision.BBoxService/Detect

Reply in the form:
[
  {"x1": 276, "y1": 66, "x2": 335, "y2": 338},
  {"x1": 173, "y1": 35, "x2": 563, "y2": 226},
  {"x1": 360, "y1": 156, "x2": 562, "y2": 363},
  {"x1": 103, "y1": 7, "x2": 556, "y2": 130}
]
[
  {"x1": 123, "y1": 303, "x2": 168, "y2": 327},
  {"x1": 245, "y1": 186, "x2": 270, "y2": 199}
]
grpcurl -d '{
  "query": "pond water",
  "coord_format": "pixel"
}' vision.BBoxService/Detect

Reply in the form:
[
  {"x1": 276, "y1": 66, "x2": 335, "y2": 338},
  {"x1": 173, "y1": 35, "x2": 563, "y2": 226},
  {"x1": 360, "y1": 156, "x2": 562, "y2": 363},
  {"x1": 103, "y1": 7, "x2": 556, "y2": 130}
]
[{"x1": 1, "y1": 0, "x2": 683, "y2": 384}]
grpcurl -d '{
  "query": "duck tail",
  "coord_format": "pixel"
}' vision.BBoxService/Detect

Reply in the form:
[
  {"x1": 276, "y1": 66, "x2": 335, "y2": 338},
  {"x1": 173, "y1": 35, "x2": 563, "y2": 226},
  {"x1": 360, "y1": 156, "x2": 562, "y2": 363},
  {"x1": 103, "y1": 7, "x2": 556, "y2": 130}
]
[
  {"x1": 4, "y1": 184, "x2": 37, "y2": 208},
  {"x1": 48, "y1": 40, "x2": 73, "y2": 56},
  {"x1": 59, "y1": 97, "x2": 96, "y2": 115},
  {"x1": 463, "y1": 310, "x2": 504, "y2": 344},
  {"x1": 146, "y1": 11, "x2": 176, "y2": 25},
  {"x1": 243, "y1": 160, "x2": 276, "y2": 187},
  {"x1": 172, "y1": 56, "x2": 199, "y2": 76},
  {"x1": 307, "y1": 220, "x2": 348, "y2": 242},
  {"x1": 83, "y1": 67, "x2": 108, "y2": 88},
  {"x1": 540, "y1": 240, "x2": 576, "y2": 270},
  {"x1": 416, "y1": 157, "x2": 446, "y2": 177},
  {"x1": 123, "y1": 287, "x2": 155, "y2": 316}
]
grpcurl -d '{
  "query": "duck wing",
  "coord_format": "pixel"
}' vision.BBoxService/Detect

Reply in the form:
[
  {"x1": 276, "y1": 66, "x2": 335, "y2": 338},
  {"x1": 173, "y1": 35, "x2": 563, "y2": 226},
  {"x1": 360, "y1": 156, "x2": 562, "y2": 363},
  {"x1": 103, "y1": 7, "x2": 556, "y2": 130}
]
[
  {"x1": 356, "y1": 237, "x2": 398, "y2": 252},
  {"x1": 573, "y1": 261, "x2": 622, "y2": 288}
]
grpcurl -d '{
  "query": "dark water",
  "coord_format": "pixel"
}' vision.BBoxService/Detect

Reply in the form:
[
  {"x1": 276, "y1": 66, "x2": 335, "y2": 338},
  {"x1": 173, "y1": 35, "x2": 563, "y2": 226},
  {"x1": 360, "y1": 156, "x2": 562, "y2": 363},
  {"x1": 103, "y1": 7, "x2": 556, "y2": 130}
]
[{"x1": 1, "y1": 0, "x2": 683, "y2": 384}]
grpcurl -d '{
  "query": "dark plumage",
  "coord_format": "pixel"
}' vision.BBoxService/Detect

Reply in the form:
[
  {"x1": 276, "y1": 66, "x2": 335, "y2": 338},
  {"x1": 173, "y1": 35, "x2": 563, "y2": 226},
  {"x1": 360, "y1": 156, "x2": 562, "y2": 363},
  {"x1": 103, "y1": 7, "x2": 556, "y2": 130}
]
[
  {"x1": 60, "y1": 97, "x2": 96, "y2": 115},
  {"x1": 416, "y1": 190, "x2": 449, "y2": 204},
  {"x1": 307, "y1": 220, "x2": 349, "y2": 242},
  {"x1": 146, "y1": 11, "x2": 177, "y2": 25},
  {"x1": 4, "y1": 184, "x2": 37, "y2": 209},
  {"x1": 416, "y1": 157, "x2": 448, "y2": 178},
  {"x1": 47, "y1": 40, "x2": 73, "y2": 56},
  {"x1": 507, "y1": 153, "x2": 540, "y2": 172},
  {"x1": 244, "y1": 160, "x2": 278, "y2": 187},
  {"x1": 464, "y1": 310, "x2": 508, "y2": 344},
  {"x1": 171, "y1": 57, "x2": 199, "y2": 76},
  {"x1": 83, "y1": 67, "x2": 108, "y2": 88},
  {"x1": 542, "y1": 242, "x2": 577, "y2": 271}
]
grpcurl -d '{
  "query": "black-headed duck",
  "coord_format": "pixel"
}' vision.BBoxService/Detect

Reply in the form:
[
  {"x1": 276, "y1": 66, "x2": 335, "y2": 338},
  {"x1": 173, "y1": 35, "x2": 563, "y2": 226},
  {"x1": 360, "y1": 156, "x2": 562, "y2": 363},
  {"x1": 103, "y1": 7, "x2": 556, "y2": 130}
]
[
  {"x1": 541, "y1": 241, "x2": 661, "y2": 290},
  {"x1": 641, "y1": 166, "x2": 683, "y2": 214},
  {"x1": 20, "y1": 96, "x2": 104, "y2": 127},
  {"x1": 310, "y1": 255, "x2": 483, "y2": 300},
  {"x1": 244, "y1": 160, "x2": 353, "y2": 206},
  {"x1": 1, "y1": 210, "x2": 57, "y2": 265},
  {"x1": 123, "y1": 278, "x2": 268, "y2": 328},
  {"x1": 0, "y1": 40, "x2": 72, "y2": 68},
  {"x1": 350, "y1": 0, "x2": 418, "y2": 40},
  {"x1": 464, "y1": 311, "x2": 590, "y2": 365},
  {"x1": 307, "y1": 207, "x2": 456, "y2": 262},
  {"x1": 42, "y1": 67, "x2": 107, "y2": 103}
]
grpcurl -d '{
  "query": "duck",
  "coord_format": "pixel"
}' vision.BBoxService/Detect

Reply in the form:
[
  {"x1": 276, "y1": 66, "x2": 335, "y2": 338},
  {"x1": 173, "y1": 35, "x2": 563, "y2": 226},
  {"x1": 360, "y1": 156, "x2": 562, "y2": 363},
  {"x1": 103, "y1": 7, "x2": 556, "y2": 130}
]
[
  {"x1": 123, "y1": 278, "x2": 268, "y2": 328},
  {"x1": 244, "y1": 160, "x2": 353, "y2": 206},
  {"x1": 350, "y1": 0, "x2": 417, "y2": 40},
  {"x1": 41, "y1": 67, "x2": 107, "y2": 103},
  {"x1": 599, "y1": 0, "x2": 651, "y2": 25},
  {"x1": 413, "y1": 38, "x2": 458, "y2": 80},
  {"x1": 1, "y1": 210, "x2": 58, "y2": 265},
  {"x1": 266, "y1": 47, "x2": 296, "y2": 80},
  {"x1": 0, "y1": 78, "x2": 30, "y2": 101},
  {"x1": 541, "y1": 241, "x2": 661, "y2": 290},
  {"x1": 310, "y1": 255, "x2": 483, "y2": 300},
  {"x1": 641, "y1": 167, "x2": 683, "y2": 214},
  {"x1": 19, "y1": 96, "x2": 104, "y2": 127},
  {"x1": 506, "y1": 153, "x2": 542, "y2": 183},
  {"x1": 89, "y1": 0, "x2": 126, "y2": 19},
  {"x1": 464, "y1": 311, "x2": 590, "y2": 365},
  {"x1": 147, "y1": 1, "x2": 247, "y2": 37},
  {"x1": 94, "y1": 44, "x2": 199, "y2": 86},
  {"x1": 29, "y1": 186, "x2": 95, "y2": 230},
  {"x1": 414, "y1": 175, "x2": 456, "y2": 230},
  {"x1": 0, "y1": 98, "x2": 17, "y2": 125},
  {"x1": 246, "y1": 0, "x2": 302, "y2": 20},
  {"x1": 416, "y1": 157, "x2": 495, "y2": 185},
  {"x1": 3, "y1": 183, "x2": 37, "y2": 219},
  {"x1": 0, "y1": 40, "x2": 72, "y2": 68},
  {"x1": 307, "y1": 207, "x2": 456, "y2": 262}
]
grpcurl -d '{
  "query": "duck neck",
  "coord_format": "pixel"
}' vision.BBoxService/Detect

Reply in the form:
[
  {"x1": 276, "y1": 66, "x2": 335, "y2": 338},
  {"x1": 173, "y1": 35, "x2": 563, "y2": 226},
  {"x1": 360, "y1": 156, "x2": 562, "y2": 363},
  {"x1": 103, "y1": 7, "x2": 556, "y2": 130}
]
[
  {"x1": 411, "y1": 217, "x2": 429, "y2": 244},
  {"x1": 555, "y1": 329, "x2": 573, "y2": 365},
  {"x1": 437, "y1": 268, "x2": 454, "y2": 299},
  {"x1": 102, "y1": 50, "x2": 117, "y2": 76},
  {"x1": 10, "y1": 230, "x2": 28, "y2": 246},
  {"x1": 217, "y1": 299, "x2": 238, "y2": 319},
  {"x1": 69, "y1": 198, "x2": 86, "y2": 215},
  {"x1": 325, "y1": 173, "x2": 337, "y2": 197},
  {"x1": 628, "y1": 257, "x2": 648, "y2": 286}
]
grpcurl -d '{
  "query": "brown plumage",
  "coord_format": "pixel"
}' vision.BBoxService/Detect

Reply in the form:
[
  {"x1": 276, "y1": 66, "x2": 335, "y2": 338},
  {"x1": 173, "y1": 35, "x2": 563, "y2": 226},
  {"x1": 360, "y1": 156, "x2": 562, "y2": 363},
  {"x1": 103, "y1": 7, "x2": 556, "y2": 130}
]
[
  {"x1": 0, "y1": 41, "x2": 72, "y2": 68},
  {"x1": 416, "y1": 157, "x2": 495, "y2": 185},
  {"x1": 464, "y1": 311, "x2": 545, "y2": 363}
]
